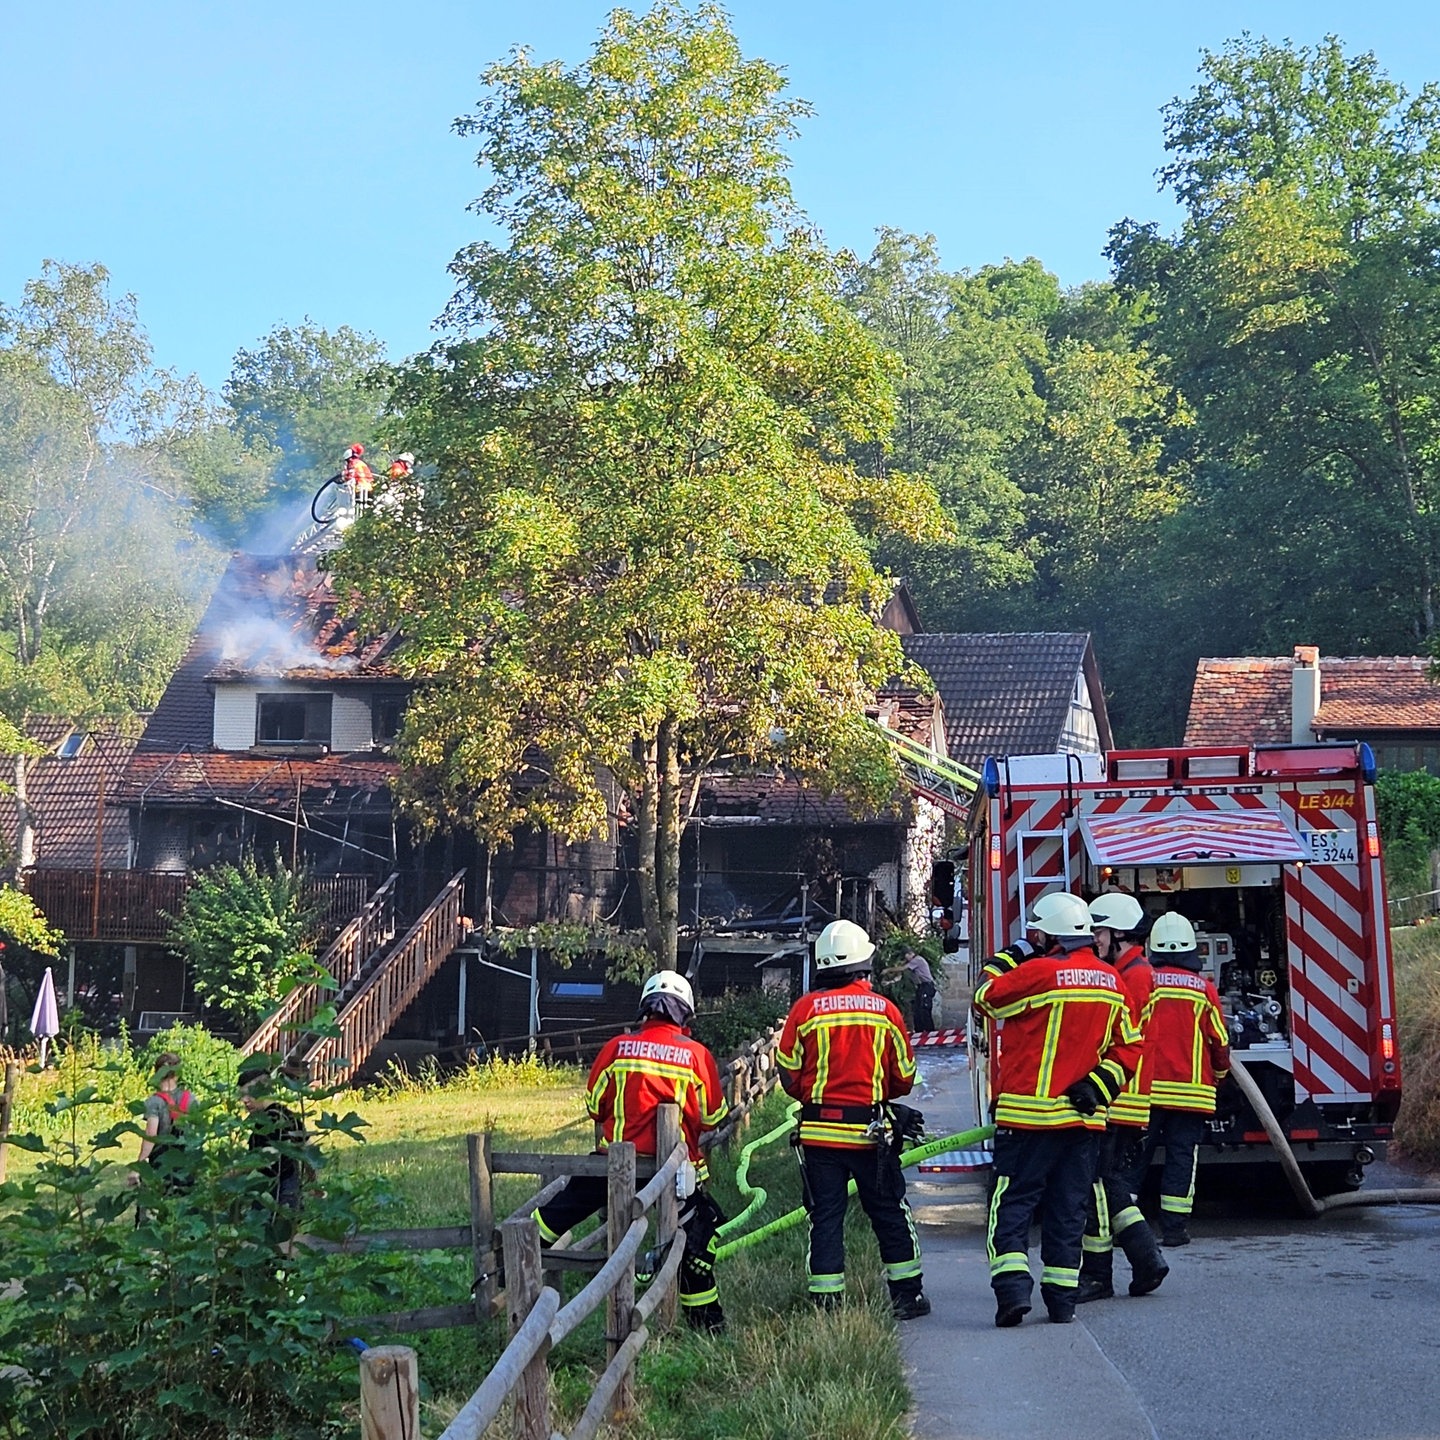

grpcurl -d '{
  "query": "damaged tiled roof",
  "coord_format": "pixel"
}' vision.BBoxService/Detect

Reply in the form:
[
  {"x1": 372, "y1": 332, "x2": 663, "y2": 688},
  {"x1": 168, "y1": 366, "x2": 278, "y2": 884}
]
[
  {"x1": 117, "y1": 750, "x2": 396, "y2": 807},
  {"x1": 1185, "y1": 656, "x2": 1440, "y2": 746},
  {"x1": 900, "y1": 633, "x2": 1108, "y2": 770},
  {"x1": 0, "y1": 716, "x2": 142, "y2": 869}
]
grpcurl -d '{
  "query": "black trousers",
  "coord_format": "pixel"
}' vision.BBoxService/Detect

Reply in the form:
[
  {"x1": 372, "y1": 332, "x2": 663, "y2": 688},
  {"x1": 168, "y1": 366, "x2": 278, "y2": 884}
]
[
  {"x1": 1082, "y1": 1125, "x2": 1150, "y2": 1266},
  {"x1": 534, "y1": 1173, "x2": 723, "y2": 1309},
  {"x1": 800, "y1": 1143, "x2": 922, "y2": 1299},
  {"x1": 913, "y1": 983, "x2": 937, "y2": 1032},
  {"x1": 1125, "y1": 1108, "x2": 1209, "y2": 1218},
  {"x1": 987, "y1": 1127, "x2": 1098, "y2": 1310}
]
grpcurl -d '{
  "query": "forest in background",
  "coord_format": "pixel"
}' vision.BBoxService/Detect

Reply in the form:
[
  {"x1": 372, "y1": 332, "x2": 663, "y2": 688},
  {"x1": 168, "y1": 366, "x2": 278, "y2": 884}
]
[{"x1": 3, "y1": 28, "x2": 1438, "y2": 748}]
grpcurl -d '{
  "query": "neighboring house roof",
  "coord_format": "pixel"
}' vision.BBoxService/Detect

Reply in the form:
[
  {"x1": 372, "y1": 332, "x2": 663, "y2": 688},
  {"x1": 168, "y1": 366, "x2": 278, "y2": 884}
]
[
  {"x1": 901, "y1": 632, "x2": 1111, "y2": 770},
  {"x1": 1185, "y1": 656, "x2": 1440, "y2": 746},
  {"x1": 0, "y1": 716, "x2": 142, "y2": 869}
]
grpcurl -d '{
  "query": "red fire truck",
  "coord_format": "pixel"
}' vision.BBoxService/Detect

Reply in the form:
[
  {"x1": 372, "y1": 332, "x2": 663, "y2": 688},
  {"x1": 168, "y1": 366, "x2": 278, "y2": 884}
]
[{"x1": 966, "y1": 742, "x2": 1401, "y2": 1192}]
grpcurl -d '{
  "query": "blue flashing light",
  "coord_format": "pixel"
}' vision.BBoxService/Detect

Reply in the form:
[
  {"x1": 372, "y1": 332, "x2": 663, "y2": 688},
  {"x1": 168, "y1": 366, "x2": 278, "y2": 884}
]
[
  {"x1": 982, "y1": 757, "x2": 1000, "y2": 798},
  {"x1": 1358, "y1": 742, "x2": 1378, "y2": 785}
]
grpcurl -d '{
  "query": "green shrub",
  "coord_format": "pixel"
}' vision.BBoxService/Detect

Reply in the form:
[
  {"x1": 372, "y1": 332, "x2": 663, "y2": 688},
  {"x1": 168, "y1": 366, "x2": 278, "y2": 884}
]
[
  {"x1": 691, "y1": 987, "x2": 790, "y2": 1057},
  {"x1": 165, "y1": 853, "x2": 322, "y2": 1032},
  {"x1": 0, "y1": 1077, "x2": 400, "y2": 1440},
  {"x1": 1376, "y1": 769, "x2": 1440, "y2": 899}
]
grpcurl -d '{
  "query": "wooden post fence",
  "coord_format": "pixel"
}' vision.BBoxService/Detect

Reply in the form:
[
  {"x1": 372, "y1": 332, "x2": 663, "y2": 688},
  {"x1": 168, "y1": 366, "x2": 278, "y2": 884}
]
[{"x1": 359, "y1": 1345, "x2": 419, "y2": 1440}]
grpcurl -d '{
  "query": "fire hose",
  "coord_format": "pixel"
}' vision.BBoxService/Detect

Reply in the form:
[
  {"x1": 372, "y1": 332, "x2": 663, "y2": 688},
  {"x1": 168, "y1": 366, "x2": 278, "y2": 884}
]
[
  {"x1": 714, "y1": 1100, "x2": 801, "y2": 1241},
  {"x1": 1228, "y1": 1057, "x2": 1440, "y2": 1215},
  {"x1": 715, "y1": 1123, "x2": 996, "y2": 1261}
]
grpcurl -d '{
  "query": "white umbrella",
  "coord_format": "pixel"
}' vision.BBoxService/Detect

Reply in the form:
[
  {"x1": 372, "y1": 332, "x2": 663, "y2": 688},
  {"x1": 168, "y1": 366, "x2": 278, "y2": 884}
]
[{"x1": 29, "y1": 967, "x2": 59, "y2": 1067}]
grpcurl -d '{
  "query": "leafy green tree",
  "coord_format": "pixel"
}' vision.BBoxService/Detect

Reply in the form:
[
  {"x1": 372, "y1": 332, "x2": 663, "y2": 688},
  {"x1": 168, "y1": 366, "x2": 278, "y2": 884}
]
[
  {"x1": 336, "y1": 4, "x2": 945, "y2": 965},
  {"x1": 0, "y1": 261, "x2": 222, "y2": 715},
  {"x1": 166, "y1": 856, "x2": 321, "y2": 1032},
  {"x1": 1108, "y1": 36, "x2": 1440, "y2": 661},
  {"x1": 224, "y1": 320, "x2": 389, "y2": 505}
]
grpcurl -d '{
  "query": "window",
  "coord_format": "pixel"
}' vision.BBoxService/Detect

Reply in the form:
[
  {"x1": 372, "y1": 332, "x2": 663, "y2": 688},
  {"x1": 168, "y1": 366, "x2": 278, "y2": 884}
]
[
  {"x1": 256, "y1": 693, "x2": 332, "y2": 746},
  {"x1": 549, "y1": 981, "x2": 606, "y2": 1000},
  {"x1": 56, "y1": 731, "x2": 87, "y2": 760},
  {"x1": 372, "y1": 694, "x2": 406, "y2": 746}
]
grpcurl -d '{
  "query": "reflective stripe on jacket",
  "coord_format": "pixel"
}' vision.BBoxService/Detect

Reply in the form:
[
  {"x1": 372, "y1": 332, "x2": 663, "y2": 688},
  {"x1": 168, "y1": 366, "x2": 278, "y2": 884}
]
[
  {"x1": 973, "y1": 944, "x2": 1141, "y2": 1131},
  {"x1": 777, "y1": 979, "x2": 916, "y2": 1148},
  {"x1": 1143, "y1": 965, "x2": 1230, "y2": 1113},
  {"x1": 586, "y1": 1019, "x2": 728, "y2": 1178},
  {"x1": 1106, "y1": 945, "x2": 1155, "y2": 1128}
]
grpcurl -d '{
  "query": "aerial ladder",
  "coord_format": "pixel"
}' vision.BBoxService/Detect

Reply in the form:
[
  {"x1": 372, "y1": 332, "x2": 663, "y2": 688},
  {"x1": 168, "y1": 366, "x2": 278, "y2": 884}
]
[{"x1": 870, "y1": 719, "x2": 980, "y2": 819}]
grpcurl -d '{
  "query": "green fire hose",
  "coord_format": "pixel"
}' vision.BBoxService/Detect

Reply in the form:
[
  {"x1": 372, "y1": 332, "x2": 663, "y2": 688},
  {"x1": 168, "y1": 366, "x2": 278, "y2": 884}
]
[
  {"x1": 715, "y1": 1122, "x2": 995, "y2": 1261},
  {"x1": 715, "y1": 1100, "x2": 802, "y2": 1240}
]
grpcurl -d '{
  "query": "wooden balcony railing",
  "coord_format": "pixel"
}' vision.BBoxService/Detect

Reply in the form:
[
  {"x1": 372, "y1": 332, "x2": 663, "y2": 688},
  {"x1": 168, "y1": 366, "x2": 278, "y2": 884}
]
[
  {"x1": 301, "y1": 872, "x2": 468, "y2": 1088},
  {"x1": 21, "y1": 869, "x2": 377, "y2": 945},
  {"x1": 240, "y1": 873, "x2": 399, "y2": 1060}
]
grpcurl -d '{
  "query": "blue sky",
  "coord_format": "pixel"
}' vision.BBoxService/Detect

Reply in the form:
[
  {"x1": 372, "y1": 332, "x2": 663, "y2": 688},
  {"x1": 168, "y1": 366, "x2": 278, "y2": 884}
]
[{"x1": 7, "y1": 1, "x2": 1440, "y2": 392}]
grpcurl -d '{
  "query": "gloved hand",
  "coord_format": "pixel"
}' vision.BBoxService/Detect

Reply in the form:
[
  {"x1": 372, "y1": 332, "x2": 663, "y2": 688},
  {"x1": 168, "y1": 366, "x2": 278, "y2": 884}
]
[{"x1": 1065, "y1": 1079, "x2": 1102, "y2": 1116}]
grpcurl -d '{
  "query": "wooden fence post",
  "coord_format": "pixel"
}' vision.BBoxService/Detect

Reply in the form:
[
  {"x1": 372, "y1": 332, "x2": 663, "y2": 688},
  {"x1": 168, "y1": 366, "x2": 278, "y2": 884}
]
[
  {"x1": 501, "y1": 1216, "x2": 550, "y2": 1440},
  {"x1": 606, "y1": 1141, "x2": 637, "y2": 1420},
  {"x1": 469, "y1": 1131, "x2": 495, "y2": 1319},
  {"x1": 0, "y1": 1063, "x2": 18, "y2": 1185},
  {"x1": 359, "y1": 1345, "x2": 419, "y2": 1440},
  {"x1": 653, "y1": 1104, "x2": 681, "y2": 1332}
]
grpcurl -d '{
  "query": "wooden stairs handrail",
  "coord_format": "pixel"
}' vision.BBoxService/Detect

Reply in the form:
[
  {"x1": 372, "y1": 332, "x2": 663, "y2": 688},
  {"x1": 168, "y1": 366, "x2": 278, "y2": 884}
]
[
  {"x1": 301, "y1": 871, "x2": 468, "y2": 1087},
  {"x1": 239, "y1": 873, "x2": 399, "y2": 1059}
]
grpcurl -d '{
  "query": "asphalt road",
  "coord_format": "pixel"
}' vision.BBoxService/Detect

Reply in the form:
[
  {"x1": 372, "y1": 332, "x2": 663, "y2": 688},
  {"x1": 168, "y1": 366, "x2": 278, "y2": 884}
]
[{"x1": 899, "y1": 1048, "x2": 1440, "y2": 1440}]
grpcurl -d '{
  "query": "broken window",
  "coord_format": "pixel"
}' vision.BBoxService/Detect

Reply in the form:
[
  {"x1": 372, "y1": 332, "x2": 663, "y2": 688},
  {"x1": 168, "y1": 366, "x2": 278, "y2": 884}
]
[
  {"x1": 372, "y1": 693, "x2": 406, "y2": 746},
  {"x1": 256, "y1": 693, "x2": 332, "y2": 746}
]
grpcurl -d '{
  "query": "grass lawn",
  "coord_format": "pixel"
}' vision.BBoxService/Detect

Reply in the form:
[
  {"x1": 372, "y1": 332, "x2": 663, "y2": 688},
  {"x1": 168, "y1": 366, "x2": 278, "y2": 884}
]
[{"x1": 1, "y1": 1052, "x2": 914, "y2": 1439}]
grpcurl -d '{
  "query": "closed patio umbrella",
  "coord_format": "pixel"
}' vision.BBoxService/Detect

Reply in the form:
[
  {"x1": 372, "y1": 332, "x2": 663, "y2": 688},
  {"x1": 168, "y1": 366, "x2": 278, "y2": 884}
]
[{"x1": 30, "y1": 967, "x2": 59, "y2": 1067}]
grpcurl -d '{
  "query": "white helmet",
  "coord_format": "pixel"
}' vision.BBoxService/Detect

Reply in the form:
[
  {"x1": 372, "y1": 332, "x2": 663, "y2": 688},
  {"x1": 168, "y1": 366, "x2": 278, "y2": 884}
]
[
  {"x1": 1149, "y1": 912, "x2": 1197, "y2": 954},
  {"x1": 1027, "y1": 891, "x2": 1092, "y2": 939},
  {"x1": 640, "y1": 969, "x2": 694, "y2": 1013},
  {"x1": 1088, "y1": 893, "x2": 1145, "y2": 935},
  {"x1": 814, "y1": 919, "x2": 876, "y2": 973}
]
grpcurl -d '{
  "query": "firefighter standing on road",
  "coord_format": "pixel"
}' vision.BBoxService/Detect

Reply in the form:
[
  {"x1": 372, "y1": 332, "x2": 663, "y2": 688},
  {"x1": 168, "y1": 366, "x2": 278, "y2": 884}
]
[
  {"x1": 972, "y1": 892, "x2": 1141, "y2": 1327},
  {"x1": 1124, "y1": 912, "x2": 1231, "y2": 1246},
  {"x1": 1076, "y1": 893, "x2": 1170, "y2": 1302},
  {"x1": 533, "y1": 970, "x2": 729, "y2": 1331},
  {"x1": 777, "y1": 919, "x2": 930, "y2": 1321}
]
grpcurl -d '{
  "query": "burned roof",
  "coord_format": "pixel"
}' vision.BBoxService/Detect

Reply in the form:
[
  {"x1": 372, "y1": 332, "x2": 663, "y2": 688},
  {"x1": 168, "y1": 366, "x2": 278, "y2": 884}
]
[
  {"x1": 117, "y1": 750, "x2": 396, "y2": 808},
  {"x1": 695, "y1": 770, "x2": 907, "y2": 827},
  {"x1": 1185, "y1": 656, "x2": 1440, "y2": 746},
  {"x1": 901, "y1": 632, "x2": 1110, "y2": 770}
]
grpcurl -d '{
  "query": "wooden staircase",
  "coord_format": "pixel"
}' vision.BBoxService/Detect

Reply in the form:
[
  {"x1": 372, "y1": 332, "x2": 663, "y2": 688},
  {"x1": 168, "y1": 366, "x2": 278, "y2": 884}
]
[
  {"x1": 240, "y1": 873, "x2": 400, "y2": 1061},
  {"x1": 299, "y1": 871, "x2": 469, "y2": 1087}
]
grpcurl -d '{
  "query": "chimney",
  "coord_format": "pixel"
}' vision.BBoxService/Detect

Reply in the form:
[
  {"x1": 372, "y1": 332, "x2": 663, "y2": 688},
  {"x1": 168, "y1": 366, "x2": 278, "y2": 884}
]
[{"x1": 1292, "y1": 645, "x2": 1321, "y2": 743}]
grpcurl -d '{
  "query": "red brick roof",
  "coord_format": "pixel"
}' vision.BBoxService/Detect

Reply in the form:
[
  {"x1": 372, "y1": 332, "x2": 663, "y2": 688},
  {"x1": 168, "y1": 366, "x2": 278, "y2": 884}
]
[{"x1": 1184, "y1": 656, "x2": 1440, "y2": 746}]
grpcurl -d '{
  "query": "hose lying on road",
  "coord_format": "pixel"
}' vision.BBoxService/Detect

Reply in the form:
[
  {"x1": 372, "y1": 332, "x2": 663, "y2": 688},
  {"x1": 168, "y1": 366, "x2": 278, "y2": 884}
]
[
  {"x1": 715, "y1": 1123, "x2": 995, "y2": 1261},
  {"x1": 1229, "y1": 1056, "x2": 1440, "y2": 1215}
]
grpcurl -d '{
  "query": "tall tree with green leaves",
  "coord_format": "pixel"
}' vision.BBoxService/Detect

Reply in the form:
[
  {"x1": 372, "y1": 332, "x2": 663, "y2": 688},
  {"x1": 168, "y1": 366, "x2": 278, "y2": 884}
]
[
  {"x1": 335, "y1": 4, "x2": 946, "y2": 965},
  {"x1": 224, "y1": 320, "x2": 389, "y2": 510},
  {"x1": 0, "y1": 261, "x2": 221, "y2": 716},
  {"x1": 1109, "y1": 35, "x2": 1440, "y2": 660}
]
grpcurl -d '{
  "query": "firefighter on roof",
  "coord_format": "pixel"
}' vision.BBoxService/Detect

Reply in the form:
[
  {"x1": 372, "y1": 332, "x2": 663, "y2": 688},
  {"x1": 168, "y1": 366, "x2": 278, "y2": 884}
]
[
  {"x1": 777, "y1": 919, "x2": 930, "y2": 1321},
  {"x1": 1124, "y1": 912, "x2": 1231, "y2": 1247},
  {"x1": 342, "y1": 444, "x2": 374, "y2": 514},
  {"x1": 972, "y1": 891, "x2": 1141, "y2": 1327},
  {"x1": 1076, "y1": 892, "x2": 1170, "y2": 1303},
  {"x1": 533, "y1": 969, "x2": 729, "y2": 1331}
]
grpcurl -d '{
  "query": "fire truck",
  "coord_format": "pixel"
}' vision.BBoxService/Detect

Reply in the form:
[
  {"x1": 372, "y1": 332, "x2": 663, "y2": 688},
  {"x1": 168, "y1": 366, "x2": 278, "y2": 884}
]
[{"x1": 966, "y1": 742, "x2": 1401, "y2": 1192}]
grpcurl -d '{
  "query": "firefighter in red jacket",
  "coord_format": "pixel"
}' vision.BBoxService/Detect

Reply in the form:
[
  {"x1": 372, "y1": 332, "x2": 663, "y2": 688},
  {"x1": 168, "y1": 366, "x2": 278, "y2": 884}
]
[
  {"x1": 972, "y1": 891, "x2": 1141, "y2": 1327},
  {"x1": 534, "y1": 969, "x2": 729, "y2": 1331},
  {"x1": 777, "y1": 919, "x2": 929, "y2": 1321},
  {"x1": 1123, "y1": 911, "x2": 1231, "y2": 1246},
  {"x1": 1076, "y1": 892, "x2": 1169, "y2": 1302}
]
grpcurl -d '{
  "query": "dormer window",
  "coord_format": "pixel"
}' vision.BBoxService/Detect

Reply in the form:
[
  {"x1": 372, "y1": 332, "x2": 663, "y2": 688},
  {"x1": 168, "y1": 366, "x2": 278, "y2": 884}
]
[
  {"x1": 256, "y1": 693, "x2": 332, "y2": 746},
  {"x1": 372, "y1": 694, "x2": 405, "y2": 746}
]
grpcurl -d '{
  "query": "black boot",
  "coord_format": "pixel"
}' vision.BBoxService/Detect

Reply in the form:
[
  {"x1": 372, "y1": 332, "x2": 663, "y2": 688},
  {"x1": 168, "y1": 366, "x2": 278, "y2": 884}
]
[
  {"x1": 892, "y1": 1290, "x2": 932, "y2": 1321},
  {"x1": 1075, "y1": 1252, "x2": 1114, "y2": 1304},
  {"x1": 994, "y1": 1289, "x2": 1030, "y2": 1328},
  {"x1": 1160, "y1": 1219, "x2": 1190, "y2": 1247},
  {"x1": 1117, "y1": 1218, "x2": 1170, "y2": 1296},
  {"x1": 685, "y1": 1301, "x2": 726, "y2": 1333}
]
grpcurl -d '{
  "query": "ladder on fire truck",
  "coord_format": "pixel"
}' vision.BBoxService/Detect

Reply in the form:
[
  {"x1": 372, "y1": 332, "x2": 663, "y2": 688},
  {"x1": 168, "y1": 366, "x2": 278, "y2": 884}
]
[{"x1": 872, "y1": 720, "x2": 980, "y2": 820}]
